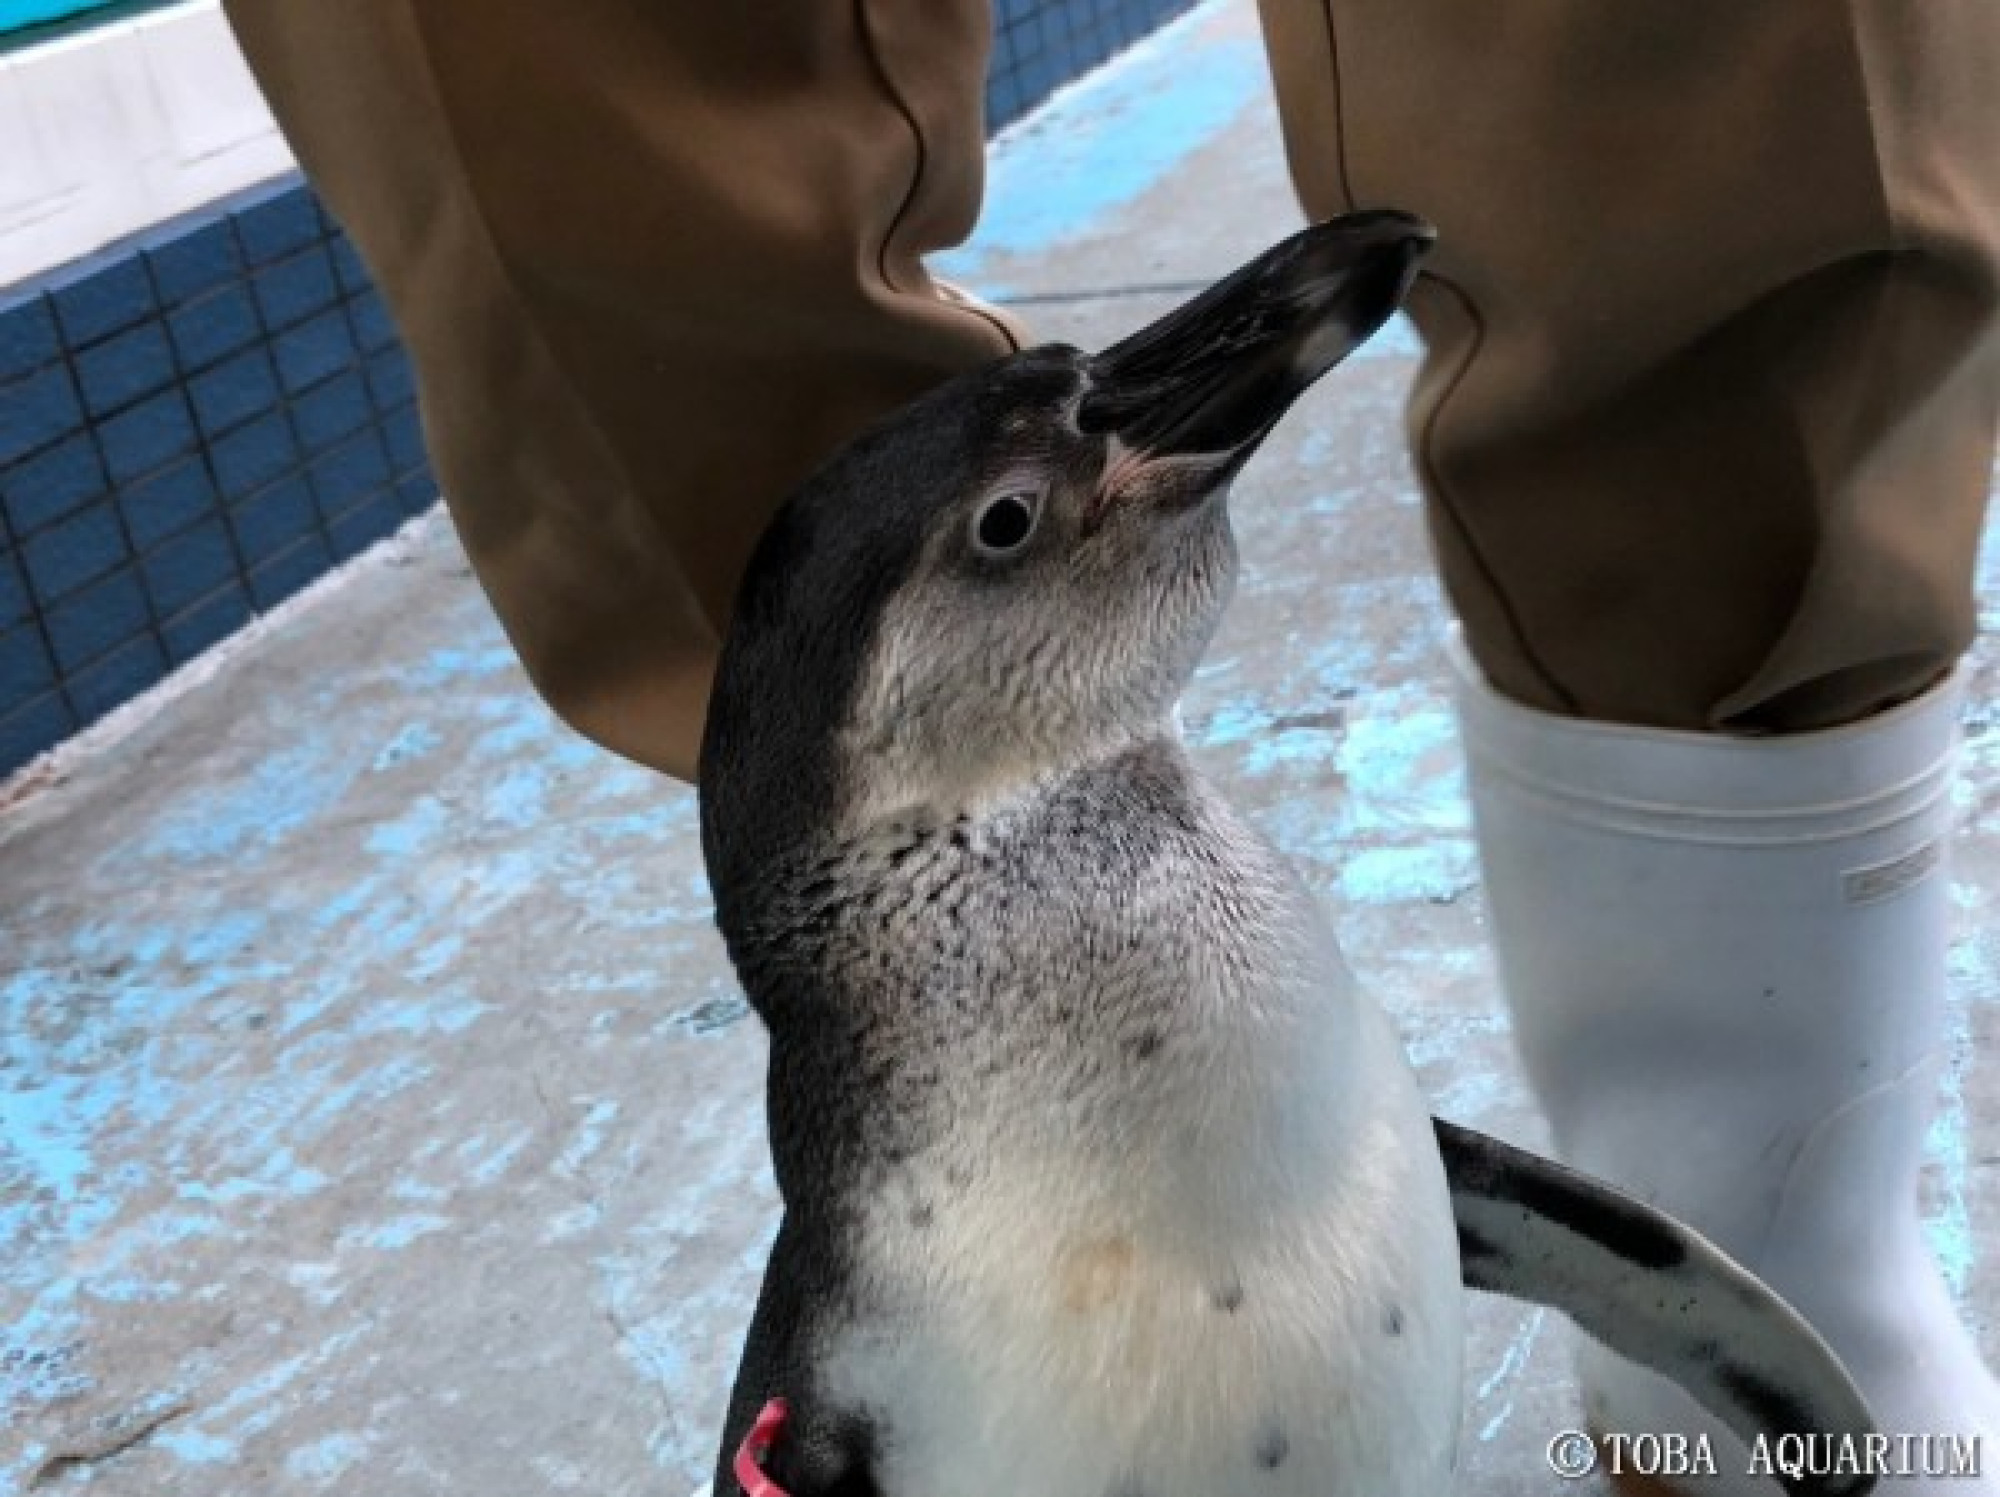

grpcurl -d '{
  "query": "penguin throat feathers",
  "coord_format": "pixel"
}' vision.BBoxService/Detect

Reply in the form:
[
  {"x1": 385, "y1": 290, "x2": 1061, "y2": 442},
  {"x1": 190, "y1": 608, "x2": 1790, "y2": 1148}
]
[{"x1": 833, "y1": 715, "x2": 1178, "y2": 840}]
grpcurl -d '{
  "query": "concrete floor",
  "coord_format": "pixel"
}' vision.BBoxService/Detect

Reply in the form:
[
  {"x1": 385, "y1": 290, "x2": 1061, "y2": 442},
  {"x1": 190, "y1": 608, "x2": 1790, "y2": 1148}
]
[{"x1": 5, "y1": 2, "x2": 1999, "y2": 1492}]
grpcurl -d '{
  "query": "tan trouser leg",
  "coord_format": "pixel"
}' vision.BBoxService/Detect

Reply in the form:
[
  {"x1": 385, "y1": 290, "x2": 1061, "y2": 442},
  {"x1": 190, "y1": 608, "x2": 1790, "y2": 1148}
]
[
  {"x1": 220, "y1": 0, "x2": 1018, "y2": 780},
  {"x1": 1260, "y1": 0, "x2": 2000, "y2": 731}
]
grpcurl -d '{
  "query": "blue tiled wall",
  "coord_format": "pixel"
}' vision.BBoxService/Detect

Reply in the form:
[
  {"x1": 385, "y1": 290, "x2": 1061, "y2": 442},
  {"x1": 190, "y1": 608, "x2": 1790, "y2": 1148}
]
[
  {"x1": 0, "y1": 0, "x2": 1205, "y2": 778},
  {"x1": 989, "y1": 0, "x2": 1200, "y2": 130},
  {"x1": 0, "y1": 184, "x2": 430, "y2": 776}
]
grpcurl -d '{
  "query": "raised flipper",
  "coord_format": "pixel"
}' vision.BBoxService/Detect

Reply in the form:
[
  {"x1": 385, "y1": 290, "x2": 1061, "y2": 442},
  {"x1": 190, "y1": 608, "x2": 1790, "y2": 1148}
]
[{"x1": 1435, "y1": 1116, "x2": 1877, "y2": 1497}]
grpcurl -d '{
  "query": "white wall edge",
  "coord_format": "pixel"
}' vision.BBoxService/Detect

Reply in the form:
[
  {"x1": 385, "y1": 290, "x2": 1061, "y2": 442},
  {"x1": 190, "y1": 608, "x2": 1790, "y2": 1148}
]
[{"x1": 0, "y1": 0, "x2": 296, "y2": 291}]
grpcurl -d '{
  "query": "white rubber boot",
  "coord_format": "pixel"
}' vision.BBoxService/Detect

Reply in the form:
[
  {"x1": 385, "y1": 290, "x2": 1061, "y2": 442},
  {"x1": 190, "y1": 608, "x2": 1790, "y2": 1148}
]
[{"x1": 1449, "y1": 632, "x2": 1999, "y2": 1494}]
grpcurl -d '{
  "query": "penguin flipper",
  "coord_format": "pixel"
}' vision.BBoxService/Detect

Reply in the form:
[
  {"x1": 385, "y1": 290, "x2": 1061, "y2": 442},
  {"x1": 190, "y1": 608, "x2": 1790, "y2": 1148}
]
[
  {"x1": 713, "y1": 1217, "x2": 885, "y2": 1497},
  {"x1": 1434, "y1": 1116, "x2": 1877, "y2": 1497}
]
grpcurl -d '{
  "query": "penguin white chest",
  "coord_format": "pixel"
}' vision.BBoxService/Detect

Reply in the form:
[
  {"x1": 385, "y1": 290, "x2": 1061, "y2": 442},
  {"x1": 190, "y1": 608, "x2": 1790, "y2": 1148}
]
[{"x1": 824, "y1": 1000, "x2": 1463, "y2": 1497}]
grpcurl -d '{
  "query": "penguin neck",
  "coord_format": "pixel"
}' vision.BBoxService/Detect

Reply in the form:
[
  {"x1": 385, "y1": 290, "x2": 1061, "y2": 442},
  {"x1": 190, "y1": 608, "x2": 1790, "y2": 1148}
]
[
  {"x1": 834, "y1": 715, "x2": 1190, "y2": 844},
  {"x1": 710, "y1": 719, "x2": 1201, "y2": 972}
]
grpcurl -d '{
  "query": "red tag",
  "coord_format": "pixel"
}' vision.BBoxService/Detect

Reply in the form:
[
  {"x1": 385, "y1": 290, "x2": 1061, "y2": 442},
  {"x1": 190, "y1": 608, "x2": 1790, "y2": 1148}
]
[{"x1": 734, "y1": 1397, "x2": 792, "y2": 1497}]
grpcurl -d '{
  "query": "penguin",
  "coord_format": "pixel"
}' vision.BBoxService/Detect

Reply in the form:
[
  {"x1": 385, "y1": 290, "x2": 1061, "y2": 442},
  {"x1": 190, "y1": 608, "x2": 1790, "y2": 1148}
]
[{"x1": 696, "y1": 212, "x2": 1878, "y2": 1497}]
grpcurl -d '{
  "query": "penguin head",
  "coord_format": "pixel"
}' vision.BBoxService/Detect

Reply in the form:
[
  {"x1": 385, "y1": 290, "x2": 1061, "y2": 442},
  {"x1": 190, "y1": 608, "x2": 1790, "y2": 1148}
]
[{"x1": 701, "y1": 211, "x2": 1432, "y2": 877}]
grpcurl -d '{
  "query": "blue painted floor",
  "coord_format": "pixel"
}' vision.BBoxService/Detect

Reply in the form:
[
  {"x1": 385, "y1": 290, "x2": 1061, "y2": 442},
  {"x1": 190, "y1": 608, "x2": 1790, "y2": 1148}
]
[{"x1": 3, "y1": 2, "x2": 1997, "y2": 1492}]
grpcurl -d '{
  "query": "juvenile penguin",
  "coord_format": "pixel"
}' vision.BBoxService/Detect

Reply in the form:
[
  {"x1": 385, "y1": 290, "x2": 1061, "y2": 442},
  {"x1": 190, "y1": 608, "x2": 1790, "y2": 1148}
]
[{"x1": 698, "y1": 213, "x2": 1877, "y2": 1497}]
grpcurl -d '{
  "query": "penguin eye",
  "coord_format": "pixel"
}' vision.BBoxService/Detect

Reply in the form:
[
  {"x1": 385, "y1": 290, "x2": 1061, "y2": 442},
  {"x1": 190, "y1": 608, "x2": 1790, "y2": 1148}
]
[{"x1": 971, "y1": 490, "x2": 1041, "y2": 557}]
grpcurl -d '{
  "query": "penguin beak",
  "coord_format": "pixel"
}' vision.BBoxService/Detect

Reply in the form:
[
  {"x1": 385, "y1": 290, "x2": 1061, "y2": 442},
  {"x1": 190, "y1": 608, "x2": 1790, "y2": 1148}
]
[{"x1": 1077, "y1": 210, "x2": 1433, "y2": 475}]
